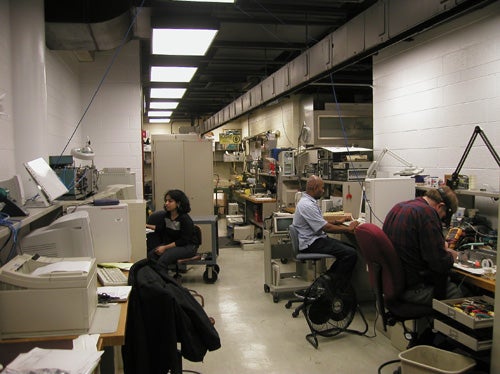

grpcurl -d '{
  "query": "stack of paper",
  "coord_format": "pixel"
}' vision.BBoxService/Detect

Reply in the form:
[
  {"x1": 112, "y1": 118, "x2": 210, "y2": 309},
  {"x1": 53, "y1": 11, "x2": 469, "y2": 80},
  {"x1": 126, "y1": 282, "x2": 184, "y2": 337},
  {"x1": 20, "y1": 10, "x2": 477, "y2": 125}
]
[{"x1": 4, "y1": 347, "x2": 103, "y2": 374}]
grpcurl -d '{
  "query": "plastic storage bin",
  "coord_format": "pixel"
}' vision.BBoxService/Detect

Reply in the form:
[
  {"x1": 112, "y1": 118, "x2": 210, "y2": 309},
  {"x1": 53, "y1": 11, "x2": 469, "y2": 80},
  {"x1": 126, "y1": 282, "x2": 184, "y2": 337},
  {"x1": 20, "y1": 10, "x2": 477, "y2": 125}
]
[{"x1": 399, "y1": 345, "x2": 476, "y2": 374}]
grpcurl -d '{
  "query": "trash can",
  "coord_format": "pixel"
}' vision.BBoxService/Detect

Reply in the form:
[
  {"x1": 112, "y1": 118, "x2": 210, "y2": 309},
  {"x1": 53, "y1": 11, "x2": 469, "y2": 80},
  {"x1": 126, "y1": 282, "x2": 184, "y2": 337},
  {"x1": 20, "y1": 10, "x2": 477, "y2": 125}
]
[{"x1": 399, "y1": 345, "x2": 476, "y2": 374}]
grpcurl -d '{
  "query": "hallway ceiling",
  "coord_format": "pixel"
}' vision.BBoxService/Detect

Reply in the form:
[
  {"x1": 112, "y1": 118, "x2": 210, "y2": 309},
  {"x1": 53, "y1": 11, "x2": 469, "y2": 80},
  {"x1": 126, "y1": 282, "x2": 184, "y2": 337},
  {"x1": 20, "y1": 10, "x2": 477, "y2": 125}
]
[{"x1": 44, "y1": 0, "x2": 376, "y2": 125}]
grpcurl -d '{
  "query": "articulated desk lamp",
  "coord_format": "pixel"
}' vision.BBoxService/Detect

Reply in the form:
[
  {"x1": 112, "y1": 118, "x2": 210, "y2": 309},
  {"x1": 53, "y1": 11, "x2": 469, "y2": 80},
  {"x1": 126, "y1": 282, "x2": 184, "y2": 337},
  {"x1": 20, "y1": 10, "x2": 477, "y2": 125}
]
[
  {"x1": 446, "y1": 126, "x2": 500, "y2": 190},
  {"x1": 366, "y1": 147, "x2": 424, "y2": 179}
]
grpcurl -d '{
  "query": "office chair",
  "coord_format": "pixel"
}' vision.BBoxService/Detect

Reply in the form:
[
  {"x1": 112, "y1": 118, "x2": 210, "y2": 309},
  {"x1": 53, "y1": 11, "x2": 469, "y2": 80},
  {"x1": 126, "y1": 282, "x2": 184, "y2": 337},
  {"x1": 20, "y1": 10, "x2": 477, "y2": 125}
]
[
  {"x1": 285, "y1": 225, "x2": 368, "y2": 348},
  {"x1": 146, "y1": 210, "x2": 166, "y2": 254},
  {"x1": 355, "y1": 223, "x2": 434, "y2": 348}
]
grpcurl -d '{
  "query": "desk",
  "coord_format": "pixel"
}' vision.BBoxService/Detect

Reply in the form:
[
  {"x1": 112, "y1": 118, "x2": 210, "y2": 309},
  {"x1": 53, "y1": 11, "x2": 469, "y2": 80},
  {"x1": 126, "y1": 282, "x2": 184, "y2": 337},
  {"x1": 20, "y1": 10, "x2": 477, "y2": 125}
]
[
  {"x1": 233, "y1": 192, "x2": 277, "y2": 228},
  {"x1": 452, "y1": 268, "x2": 495, "y2": 293}
]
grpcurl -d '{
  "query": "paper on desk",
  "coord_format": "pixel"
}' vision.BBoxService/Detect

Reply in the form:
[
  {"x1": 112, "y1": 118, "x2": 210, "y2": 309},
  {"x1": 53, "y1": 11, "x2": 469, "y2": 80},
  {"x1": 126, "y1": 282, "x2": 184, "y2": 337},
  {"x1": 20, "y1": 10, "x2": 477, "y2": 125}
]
[
  {"x1": 98, "y1": 262, "x2": 133, "y2": 270},
  {"x1": 3, "y1": 347, "x2": 103, "y2": 374},
  {"x1": 73, "y1": 334, "x2": 100, "y2": 352},
  {"x1": 31, "y1": 261, "x2": 92, "y2": 276},
  {"x1": 98, "y1": 285, "x2": 132, "y2": 301},
  {"x1": 453, "y1": 262, "x2": 484, "y2": 275}
]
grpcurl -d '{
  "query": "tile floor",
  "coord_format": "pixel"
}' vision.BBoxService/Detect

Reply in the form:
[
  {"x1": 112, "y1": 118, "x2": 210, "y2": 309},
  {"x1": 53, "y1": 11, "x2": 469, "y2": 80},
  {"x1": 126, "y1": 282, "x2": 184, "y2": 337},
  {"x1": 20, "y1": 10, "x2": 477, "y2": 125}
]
[{"x1": 169, "y1": 224, "x2": 402, "y2": 374}]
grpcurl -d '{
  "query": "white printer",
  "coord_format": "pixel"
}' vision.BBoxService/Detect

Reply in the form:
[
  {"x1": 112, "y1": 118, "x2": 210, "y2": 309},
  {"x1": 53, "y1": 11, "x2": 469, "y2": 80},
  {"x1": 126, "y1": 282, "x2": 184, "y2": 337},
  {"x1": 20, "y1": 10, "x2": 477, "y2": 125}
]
[{"x1": 0, "y1": 254, "x2": 97, "y2": 339}]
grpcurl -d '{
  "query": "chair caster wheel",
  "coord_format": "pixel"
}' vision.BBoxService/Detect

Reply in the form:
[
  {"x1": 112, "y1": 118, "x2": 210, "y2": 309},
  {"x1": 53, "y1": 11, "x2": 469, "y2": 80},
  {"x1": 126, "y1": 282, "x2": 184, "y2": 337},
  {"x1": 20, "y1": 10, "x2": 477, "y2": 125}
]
[
  {"x1": 285, "y1": 301, "x2": 292, "y2": 309},
  {"x1": 292, "y1": 310, "x2": 300, "y2": 318}
]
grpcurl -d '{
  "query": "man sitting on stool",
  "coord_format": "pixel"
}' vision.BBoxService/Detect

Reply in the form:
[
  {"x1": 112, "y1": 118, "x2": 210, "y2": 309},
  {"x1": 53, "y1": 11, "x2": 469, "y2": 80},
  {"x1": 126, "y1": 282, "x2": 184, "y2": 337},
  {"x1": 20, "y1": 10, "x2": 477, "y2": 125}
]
[{"x1": 293, "y1": 175, "x2": 360, "y2": 287}]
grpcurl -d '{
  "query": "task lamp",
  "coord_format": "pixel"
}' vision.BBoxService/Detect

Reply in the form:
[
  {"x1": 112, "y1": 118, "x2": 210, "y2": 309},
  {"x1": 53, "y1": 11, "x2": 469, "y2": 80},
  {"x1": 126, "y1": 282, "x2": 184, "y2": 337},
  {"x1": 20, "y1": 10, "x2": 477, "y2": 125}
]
[
  {"x1": 366, "y1": 147, "x2": 424, "y2": 179},
  {"x1": 71, "y1": 138, "x2": 95, "y2": 161},
  {"x1": 447, "y1": 126, "x2": 499, "y2": 190}
]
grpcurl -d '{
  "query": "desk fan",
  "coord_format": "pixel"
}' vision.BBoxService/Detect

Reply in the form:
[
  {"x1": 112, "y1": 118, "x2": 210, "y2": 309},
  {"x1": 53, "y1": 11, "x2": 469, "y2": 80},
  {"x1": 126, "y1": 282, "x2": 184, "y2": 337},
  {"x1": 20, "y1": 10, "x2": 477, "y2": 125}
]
[{"x1": 301, "y1": 274, "x2": 368, "y2": 348}]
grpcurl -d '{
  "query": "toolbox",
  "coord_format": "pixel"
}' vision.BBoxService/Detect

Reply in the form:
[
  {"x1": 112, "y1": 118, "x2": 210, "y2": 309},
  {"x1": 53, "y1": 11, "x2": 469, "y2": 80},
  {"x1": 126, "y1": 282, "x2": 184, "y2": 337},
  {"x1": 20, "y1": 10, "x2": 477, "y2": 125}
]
[{"x1": 432, "y1": 296, "x2": 494, "y2": 351}]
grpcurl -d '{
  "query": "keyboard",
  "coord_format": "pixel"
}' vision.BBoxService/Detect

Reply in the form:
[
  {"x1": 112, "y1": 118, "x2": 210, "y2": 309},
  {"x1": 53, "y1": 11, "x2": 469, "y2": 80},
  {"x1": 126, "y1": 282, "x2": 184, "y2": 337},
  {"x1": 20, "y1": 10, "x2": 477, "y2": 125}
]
[
  {"x1": 97, "y1": 267, "x2": 128, "y2": 286},
  {"x1": 342, "y1": 217, "x2": 366, "y2": 226}
]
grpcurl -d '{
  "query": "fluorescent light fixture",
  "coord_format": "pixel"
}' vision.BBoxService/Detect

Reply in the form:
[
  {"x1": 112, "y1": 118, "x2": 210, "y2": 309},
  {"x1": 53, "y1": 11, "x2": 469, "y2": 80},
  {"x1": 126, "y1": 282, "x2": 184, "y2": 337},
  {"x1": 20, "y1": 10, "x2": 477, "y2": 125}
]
[
  {"x1": 152, "y1": 28, "x2": 218, "y2": 56},
  {"x1": 150, "y1": 88, "x2": 186, "y2": 99},
  {"x1": 149, "y1": 118, "x2": 171, "y2": 123},
  {"x1": 148, "y1": 111, "x2": 173, "y2": 117},
  {"x1": 151, "y1": 66, "x2": 197, "y2": 82},
  {"x1": 174, "y1": 0, "x2": 234, "y2": 3},
  {"x1": 150, "y1": 102, "x2": 179, "y2": 110}
]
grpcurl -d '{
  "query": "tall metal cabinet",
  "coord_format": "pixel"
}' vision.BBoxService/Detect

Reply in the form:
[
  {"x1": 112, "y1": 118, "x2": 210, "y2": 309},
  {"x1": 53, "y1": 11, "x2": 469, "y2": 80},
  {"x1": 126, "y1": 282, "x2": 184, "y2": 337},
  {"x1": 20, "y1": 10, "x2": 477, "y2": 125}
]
[{"x1": 151, "y1": 134, "x2": 213, "y2": 215}]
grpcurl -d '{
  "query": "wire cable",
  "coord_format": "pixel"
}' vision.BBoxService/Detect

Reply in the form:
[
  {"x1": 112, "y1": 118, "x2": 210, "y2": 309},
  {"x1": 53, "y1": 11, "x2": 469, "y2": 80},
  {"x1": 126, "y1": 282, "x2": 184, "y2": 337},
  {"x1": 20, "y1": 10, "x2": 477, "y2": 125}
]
[
  {"x1": 57, "y1": 1, "x2": 146, "y2": 161},
  {"x1": 377, "y1": 359, "x2": 401, "y2": 374},
  {"x1": 0, "y1": 212, "x2": 21, "y2": 265}
]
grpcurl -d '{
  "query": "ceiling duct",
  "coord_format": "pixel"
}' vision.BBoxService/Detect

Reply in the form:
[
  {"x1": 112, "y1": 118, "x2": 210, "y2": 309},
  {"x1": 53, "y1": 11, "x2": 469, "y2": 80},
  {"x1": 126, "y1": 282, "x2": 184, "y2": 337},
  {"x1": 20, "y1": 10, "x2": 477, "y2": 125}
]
[
  {"x1": 202, "y1": 0, "x2": 495, "y2": 133},
  {"x1": 45, "y1": 9, "x2": 134, "y2": 52}
]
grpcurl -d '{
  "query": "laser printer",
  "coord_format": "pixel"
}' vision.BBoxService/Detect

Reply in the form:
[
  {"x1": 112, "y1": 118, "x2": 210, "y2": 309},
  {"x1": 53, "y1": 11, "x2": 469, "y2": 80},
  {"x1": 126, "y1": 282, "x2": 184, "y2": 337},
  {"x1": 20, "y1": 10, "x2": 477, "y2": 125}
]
[{"x1": 0, "y1": 254, "x2": 97, "y2": 339}]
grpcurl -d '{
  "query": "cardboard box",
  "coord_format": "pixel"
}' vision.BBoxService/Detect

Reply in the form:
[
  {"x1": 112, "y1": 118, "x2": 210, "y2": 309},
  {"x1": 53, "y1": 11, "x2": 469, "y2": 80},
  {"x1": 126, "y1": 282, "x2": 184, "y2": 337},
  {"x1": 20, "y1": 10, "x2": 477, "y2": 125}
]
[{"x1": 233, "y1": 225, "x2": 254, "y2": 241}]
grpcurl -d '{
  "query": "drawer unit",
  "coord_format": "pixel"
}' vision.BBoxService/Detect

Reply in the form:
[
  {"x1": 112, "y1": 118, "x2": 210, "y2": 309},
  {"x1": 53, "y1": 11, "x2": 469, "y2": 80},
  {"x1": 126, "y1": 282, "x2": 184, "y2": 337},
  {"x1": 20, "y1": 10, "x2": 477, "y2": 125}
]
[
  {"x1": 432, "y1": 296, "x2": 494, "y2": 330},
  {"x1": 434, "y1": 318, "x2": 492, "y2": 351},
  {"x1": 432, "y1": 296, "x2": 494, "y2": 352}
]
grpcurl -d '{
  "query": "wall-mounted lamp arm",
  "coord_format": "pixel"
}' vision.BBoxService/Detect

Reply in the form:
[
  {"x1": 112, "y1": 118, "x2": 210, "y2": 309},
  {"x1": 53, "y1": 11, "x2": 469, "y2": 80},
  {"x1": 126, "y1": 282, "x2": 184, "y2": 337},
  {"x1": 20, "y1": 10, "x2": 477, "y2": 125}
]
[
  {"x1": 447, "y1": 126, "x2": 500, "y2": 189},
  {"x1": 366, "y1": 147, "x2": 424, "y2": 179}
]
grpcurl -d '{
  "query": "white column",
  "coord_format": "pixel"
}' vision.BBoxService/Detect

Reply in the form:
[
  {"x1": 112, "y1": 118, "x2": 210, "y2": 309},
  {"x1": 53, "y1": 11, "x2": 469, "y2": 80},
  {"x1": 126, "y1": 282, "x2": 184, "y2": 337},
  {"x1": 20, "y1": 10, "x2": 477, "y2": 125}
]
[{"x1": 10, "y1": 0, "x2": 47, "y2": 195}]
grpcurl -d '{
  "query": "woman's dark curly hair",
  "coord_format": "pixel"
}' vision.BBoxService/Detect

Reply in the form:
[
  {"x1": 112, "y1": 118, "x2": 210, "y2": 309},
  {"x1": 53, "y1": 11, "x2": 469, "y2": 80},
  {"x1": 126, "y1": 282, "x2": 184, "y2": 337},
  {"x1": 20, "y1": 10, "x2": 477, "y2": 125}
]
[{"x1": 164, "y1": 189, "x2": 191, "y2": 214}]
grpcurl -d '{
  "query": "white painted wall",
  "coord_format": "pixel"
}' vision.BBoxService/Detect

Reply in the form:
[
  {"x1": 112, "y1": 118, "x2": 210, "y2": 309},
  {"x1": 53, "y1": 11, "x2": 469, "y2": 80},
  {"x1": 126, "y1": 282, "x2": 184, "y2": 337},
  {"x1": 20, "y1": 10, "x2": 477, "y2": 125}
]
[
  {"x1": 0, "y1": 0, "x2": 15, "y2": 179},
  {"x1": 373, "y1": 2, "x2": 499, "y2": 228},
  {"x1": 0, "y1": 0, "x2": 142, "y2": 199},
  {"x1": 78, "y1": 40, "x2": 142, "y2": 196}
]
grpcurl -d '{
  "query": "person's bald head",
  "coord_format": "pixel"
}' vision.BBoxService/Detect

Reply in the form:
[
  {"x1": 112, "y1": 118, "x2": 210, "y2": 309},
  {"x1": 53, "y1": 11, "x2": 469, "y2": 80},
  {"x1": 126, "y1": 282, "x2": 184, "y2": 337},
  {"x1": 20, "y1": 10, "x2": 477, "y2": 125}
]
[{"x1": 306, "y1": 175, "x2": 324, "y2": 199}]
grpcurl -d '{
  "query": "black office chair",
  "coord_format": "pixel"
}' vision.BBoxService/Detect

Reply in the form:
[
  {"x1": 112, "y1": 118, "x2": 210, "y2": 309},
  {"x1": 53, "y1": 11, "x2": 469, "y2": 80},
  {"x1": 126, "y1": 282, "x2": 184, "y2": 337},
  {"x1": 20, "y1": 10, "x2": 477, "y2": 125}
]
[
  {"x1": 146, "y1": 210, "x2": 166, "y2": 254},
  {"x1": 285, "y1": 224, "x2": 336, "y2": 317},
  {"x1": 355, "y1": 223, "x2": 434, "y2": 348}
]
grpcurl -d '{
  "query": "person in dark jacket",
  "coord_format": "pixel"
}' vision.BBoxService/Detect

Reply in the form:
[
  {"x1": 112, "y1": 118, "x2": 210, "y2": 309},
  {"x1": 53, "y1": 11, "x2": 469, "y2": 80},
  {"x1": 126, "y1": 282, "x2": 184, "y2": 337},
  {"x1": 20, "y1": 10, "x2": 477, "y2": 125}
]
[
  {"x1": 383, "y1": 186, "x2": 462, "y2": 306},
  {"x1": 147, "y1": 189, "x2": 200, "y2": 267},
  {"x1": 122, "y1": 259, "x2": 221, "y2": 374}
]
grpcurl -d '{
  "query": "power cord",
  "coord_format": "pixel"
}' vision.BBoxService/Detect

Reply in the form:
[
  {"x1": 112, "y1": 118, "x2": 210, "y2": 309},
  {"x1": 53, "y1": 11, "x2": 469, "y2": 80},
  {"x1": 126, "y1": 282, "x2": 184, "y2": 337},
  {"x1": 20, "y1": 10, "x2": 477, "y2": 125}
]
[
  {"x1": 0, "y1": 212, "x2": 20, "y2": 264},
  {"x1": 378, "y1": 359, "x2": 401, "y2": 373}
]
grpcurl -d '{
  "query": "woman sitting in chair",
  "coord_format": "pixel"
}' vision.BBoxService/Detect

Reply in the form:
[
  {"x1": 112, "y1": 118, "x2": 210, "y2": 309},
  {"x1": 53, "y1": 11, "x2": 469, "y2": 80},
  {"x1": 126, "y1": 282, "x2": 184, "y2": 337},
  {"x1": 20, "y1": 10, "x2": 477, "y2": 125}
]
[{"x1": 146, "y1": 189, "x2": 200, "y2": 268}]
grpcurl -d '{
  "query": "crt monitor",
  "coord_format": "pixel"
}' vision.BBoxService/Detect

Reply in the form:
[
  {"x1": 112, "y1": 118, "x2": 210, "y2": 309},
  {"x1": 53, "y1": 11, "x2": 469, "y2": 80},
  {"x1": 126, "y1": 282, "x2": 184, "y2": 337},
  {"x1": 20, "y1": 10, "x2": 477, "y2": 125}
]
[
  {"x1": 20, "y1": 210, "x2": 95, "y2": 258},
  {"x1": 273, "y1": 214, "x2": 294, "y2": 235}
]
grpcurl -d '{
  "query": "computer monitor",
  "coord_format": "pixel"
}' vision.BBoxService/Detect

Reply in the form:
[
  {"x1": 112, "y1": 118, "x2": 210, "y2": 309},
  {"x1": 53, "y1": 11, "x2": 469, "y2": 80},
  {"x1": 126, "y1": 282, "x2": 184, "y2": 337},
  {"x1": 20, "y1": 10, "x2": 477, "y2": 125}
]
[
  {"x1": 273, "y1": 214, "x2": 294, "y2": 235},
  {"x1": 20, "y1": 210, "x2": 95, "y2": 258},
  {"x1": 321, "y1": 199, "x2": 334, "y2": 213},
  {"x1": 0, "y1": 175, "x2": 25, "y2": 206},
  {"x1": 24, "y1": 157, "x2": 69, "y2": 206}
]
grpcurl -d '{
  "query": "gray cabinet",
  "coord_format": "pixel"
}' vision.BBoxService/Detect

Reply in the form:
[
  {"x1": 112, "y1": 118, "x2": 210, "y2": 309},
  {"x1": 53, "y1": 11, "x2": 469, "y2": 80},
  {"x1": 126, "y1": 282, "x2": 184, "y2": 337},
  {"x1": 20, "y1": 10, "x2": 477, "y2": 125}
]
[{"x1": 151, "y1": 134, "x2": 213, "y2": 216}]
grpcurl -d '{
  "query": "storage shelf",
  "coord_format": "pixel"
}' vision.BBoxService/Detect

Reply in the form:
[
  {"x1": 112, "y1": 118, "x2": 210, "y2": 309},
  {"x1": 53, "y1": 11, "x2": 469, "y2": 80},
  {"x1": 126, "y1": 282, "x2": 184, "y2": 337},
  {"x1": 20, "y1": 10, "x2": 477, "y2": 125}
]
[{"x1": 416, "y1": 185, "x2": 499, "y2": 199}]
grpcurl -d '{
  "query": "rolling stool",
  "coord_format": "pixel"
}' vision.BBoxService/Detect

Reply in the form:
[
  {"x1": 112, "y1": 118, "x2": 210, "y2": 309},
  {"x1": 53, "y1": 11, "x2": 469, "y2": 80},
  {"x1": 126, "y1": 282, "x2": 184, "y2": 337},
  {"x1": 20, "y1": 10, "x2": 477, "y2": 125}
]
[{"x1": 285, "y1": 224, "x2": 336, "y2": 317}]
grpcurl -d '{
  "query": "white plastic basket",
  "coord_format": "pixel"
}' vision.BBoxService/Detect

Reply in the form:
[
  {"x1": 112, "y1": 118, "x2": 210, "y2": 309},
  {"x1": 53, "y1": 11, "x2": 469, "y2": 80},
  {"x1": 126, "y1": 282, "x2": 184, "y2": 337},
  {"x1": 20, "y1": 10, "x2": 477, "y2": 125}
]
[{"x1": 399, "y1": 345, "x2": 476, "y2": 374}]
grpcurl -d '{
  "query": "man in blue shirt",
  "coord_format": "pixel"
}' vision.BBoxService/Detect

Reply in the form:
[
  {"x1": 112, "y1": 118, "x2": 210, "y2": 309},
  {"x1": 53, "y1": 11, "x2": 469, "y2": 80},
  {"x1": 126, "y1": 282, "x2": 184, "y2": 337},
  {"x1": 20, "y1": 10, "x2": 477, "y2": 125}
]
[{"x1": 293, "y1": 175, "x2": 360, "y2": 283}]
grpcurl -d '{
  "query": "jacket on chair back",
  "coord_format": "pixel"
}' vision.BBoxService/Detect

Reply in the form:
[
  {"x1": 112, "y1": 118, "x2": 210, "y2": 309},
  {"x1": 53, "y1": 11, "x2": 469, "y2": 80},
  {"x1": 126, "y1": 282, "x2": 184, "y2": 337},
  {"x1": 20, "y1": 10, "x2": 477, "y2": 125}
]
[{"x1": 122, "y1": 259, "x2": 221, "y2": 374}]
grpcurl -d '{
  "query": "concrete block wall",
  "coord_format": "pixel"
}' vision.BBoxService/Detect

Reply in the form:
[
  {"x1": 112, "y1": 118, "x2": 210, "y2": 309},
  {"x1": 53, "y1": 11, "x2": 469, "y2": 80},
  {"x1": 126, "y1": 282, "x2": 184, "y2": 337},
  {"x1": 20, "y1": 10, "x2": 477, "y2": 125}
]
[{"x1": 373, "y1": 2, "x2": 499, "y2": 227}]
